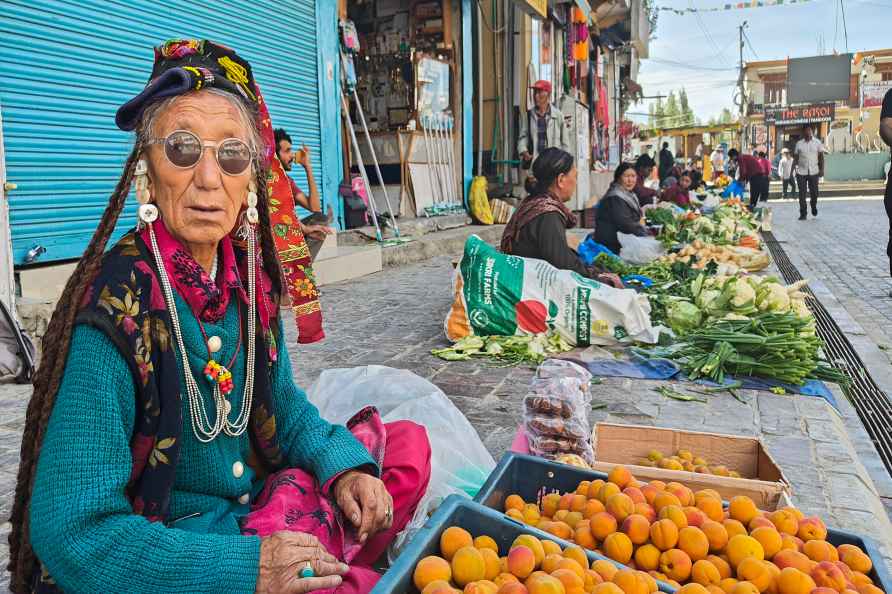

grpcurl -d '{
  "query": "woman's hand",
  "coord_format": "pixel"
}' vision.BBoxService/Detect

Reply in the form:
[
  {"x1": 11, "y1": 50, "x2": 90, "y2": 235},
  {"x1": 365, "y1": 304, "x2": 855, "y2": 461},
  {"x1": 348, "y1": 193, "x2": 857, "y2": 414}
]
[
  {"x1": 597, "y1": 272, "x2": 624, "y2": 289},
  {"x1": 256, "y1": 532, "x2": 348, "y2": 594},
  {"x1": 334, "y1": 470, "x2": 393, "y2": 543}
]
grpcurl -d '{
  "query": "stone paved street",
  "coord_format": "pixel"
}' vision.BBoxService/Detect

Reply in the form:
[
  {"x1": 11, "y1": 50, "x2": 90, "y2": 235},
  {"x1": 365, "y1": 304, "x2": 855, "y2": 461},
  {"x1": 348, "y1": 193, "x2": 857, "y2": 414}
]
[
  {"x1": 1, "y1": 215, "x2": 892, "y2": 589},
  {"x1": 769, "y1": 196, "x2": 892, "y2": 359}
]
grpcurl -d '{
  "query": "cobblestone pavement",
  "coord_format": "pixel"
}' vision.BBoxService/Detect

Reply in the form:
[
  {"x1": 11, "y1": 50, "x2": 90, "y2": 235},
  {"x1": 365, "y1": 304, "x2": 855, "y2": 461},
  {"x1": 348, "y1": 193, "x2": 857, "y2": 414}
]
[
  {"x1": 1, "y1": 223, "x2": 892, "y2": 588},
  {"x1": 769, "y1": 196, "x2": 892, "y2": 356}
]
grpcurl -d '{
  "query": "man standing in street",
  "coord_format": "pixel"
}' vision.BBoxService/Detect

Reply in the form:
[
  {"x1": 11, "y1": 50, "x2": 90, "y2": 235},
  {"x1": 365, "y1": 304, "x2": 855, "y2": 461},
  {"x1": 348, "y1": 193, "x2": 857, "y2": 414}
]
[
  {"x1": 879, "y1": 87, "x2": 892, "y2": 291},
  {"x1": 658, "y1": 142, "x2": 674, "y2": 183},
  {"x1": 778, "y1": 148, "x2": 796, "y2": 199},
  {"x1": 793, "y1": 124, "x2": 825, "y2": 220},
  {"x1": 517, "y1": 80, "x2": 569, "y2": 169},
  {"x1": 274, "y1": 128, "x2": 334, "y2": 259}
]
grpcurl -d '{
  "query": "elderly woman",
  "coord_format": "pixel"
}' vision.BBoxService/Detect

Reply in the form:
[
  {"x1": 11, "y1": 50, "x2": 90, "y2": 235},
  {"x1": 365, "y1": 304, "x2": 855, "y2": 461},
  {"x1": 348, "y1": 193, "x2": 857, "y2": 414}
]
[{"x1": 8, "y1": 40, "x2": 430, "y2": 594}]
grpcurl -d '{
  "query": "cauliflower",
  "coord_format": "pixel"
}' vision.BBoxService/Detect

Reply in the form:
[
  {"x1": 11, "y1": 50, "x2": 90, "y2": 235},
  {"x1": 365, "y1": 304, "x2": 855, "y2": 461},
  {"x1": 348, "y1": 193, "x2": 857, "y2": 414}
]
[
  {"x1": 727, "y1": 279, "x2": 756, "y2": 311},
  {"x1": 757, "y1": 283, "x2": 791, "y2": 312},
  {"x1": 791, "y1": 298, "x2": 812, "y2": 320}
]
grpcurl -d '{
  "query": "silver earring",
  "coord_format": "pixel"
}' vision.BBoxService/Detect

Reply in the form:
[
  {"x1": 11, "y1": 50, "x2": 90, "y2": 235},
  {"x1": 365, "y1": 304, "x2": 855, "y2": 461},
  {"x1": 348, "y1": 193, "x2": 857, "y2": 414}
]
[
  {"x1": 139, "y1": 203, "x2": 159, "y2": 224},
  {"x1": 246, "y1": 180, "x2": 259, "y2": 224},
  {"x1": 134, "y1": 159, "x2": 151, "y2": 205},
  {"x1": 134, "y1": 159, "x2": 158, "y2": 227}
]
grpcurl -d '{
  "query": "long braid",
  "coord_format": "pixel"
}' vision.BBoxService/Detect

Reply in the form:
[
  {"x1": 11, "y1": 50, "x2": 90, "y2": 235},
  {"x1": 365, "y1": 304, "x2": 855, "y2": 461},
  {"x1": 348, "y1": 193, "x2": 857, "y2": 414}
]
[
  {"x1": 253, "y1": 162, "x2": 283, "y2": 300},
  {"x1": 8, "y1": 144, "x2": 141, "y2": 592}
]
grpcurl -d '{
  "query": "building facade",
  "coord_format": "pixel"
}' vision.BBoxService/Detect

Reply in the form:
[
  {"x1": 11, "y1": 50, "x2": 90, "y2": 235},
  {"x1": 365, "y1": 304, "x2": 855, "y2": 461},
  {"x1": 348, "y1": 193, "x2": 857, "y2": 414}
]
[{"x1": 743, "y1": 49, "x2": 892, "y2": 159}]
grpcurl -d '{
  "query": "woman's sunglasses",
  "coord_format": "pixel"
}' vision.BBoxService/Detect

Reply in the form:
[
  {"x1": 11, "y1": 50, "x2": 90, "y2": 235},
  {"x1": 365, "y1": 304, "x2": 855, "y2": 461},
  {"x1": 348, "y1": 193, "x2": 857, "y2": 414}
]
[{"x1": 146, "y1": 130, "x2": 254, "y2": 176}]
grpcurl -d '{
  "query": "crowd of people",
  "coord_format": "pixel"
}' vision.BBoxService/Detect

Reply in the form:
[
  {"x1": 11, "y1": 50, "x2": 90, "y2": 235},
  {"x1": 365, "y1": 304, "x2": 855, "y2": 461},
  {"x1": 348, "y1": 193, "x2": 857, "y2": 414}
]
[{"x1": 501, "y1": 105, "x2": 845, "y2": 283}]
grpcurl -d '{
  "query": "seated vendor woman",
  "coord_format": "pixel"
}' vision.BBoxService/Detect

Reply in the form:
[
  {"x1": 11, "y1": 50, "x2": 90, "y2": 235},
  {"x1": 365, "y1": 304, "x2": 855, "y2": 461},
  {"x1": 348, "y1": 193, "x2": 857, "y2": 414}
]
[
  {"x1": 594, "y1": 162, "x2": 650, "y2": 255},
  {"x1": 661, "y1": 171, "x2": 693, "y2": 207},
  {"x1": 9, "y1": 40, "x2": 431, "y2": 594},
  {"x1": 633, "y1": 154, "x2": 659, "y2": 207},
  {"x1": 501, "y1": 148, "x2": 622, "y2": 287}
]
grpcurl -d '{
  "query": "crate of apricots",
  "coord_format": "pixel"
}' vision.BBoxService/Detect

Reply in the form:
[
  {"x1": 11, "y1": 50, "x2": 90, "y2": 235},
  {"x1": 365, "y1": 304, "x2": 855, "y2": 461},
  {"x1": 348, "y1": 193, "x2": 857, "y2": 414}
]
[
  {"x1": 471, "y1": 456, "x2": 890, "y2": 594},
  {"x1": 394, "y1": 496, "x2": 666, "y2": 594}
]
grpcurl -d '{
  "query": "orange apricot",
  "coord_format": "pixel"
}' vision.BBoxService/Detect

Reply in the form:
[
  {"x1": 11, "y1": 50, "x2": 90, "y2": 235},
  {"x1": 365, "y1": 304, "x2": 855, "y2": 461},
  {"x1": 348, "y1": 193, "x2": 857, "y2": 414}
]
[
  {"x1": 453, "y1": 546, "x2": 487, "y2": 586},
  {"x1": 726, "y1": 535, "x2": 765, "y2": 570},
  {"x1": 635, "y1": 544, "x2": 662, "y2": 572},
  {"x1": 728, "y1": 497, "x2": 759, "y2": 526},
  {"x1": 797, "y1": 518, "x2": 827, "y2": 542},
  {"x1": 702, "y1": 520, "x2": 730, "y2": 553},
  {"x1": 415, "y1": 556, "x2": 453, "y2": 591},
  {"x1": 659, "y1": 548, "x2": 694, "y2": 582},
  {"x1": 802, "y1": 541, "x2": 838, "y2": 563},
  {"x1": 621, "y1": 514, "x2": 652, "y2": 546},
  {"x1": 692, "y1": 560, "x2": 724, "y2": 586},
  {"x1": 604, "y1": 532, "x2": 634, "y2": 564},
  {"x1": 750, "y1": 527, "x2": 784, "y2": 560},
  {"x1": 679, "y1": 526, "x2": 711, "y2": 561}
]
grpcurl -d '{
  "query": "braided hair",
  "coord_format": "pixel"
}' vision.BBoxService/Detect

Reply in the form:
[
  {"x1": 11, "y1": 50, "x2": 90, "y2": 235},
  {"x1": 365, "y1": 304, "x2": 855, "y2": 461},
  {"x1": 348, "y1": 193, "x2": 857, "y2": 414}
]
[{"x1": 7, "y1": 92, "x2": 283, "y2": 593}]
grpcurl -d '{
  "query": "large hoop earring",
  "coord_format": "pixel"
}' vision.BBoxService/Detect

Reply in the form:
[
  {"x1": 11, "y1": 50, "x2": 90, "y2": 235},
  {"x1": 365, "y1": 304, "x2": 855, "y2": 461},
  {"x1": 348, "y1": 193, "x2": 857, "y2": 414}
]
[{"x1": 134, "y1": 159, "x2": 159, "y2": 228}]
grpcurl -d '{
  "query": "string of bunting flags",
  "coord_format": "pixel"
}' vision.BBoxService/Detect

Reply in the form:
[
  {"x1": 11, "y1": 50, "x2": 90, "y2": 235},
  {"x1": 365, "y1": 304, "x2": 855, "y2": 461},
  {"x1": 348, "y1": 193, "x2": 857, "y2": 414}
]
[{"x1": 657, "y1": 0, "x2": 814, "y2": 15}]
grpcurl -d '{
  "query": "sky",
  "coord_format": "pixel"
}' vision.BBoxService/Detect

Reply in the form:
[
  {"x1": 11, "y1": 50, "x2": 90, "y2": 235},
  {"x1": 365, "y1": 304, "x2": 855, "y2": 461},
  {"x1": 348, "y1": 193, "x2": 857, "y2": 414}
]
[{"x1": 633, "y1": 0, "x2": 891, "y2": 125}]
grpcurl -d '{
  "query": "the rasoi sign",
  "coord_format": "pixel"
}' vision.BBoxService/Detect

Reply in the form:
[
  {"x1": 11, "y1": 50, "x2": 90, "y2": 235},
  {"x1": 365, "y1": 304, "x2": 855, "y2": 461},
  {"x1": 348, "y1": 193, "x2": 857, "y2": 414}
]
[{"x1": 764, "y1": 103, "x2": 835, "y2": 126}]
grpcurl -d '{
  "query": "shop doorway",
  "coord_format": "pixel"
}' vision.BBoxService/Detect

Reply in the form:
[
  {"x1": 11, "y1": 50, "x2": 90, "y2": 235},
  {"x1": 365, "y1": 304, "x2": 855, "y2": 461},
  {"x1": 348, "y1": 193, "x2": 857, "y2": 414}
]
[{"x1": 342, "y1": 0, "x2": 464, "y2": 220}]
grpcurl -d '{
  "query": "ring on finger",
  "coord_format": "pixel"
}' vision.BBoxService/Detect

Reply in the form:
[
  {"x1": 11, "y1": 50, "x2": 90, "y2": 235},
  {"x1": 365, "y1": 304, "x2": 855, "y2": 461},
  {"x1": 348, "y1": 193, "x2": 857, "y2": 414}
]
[{"x1": 299, "y1": 562, "x2": 315, "y2": 579}]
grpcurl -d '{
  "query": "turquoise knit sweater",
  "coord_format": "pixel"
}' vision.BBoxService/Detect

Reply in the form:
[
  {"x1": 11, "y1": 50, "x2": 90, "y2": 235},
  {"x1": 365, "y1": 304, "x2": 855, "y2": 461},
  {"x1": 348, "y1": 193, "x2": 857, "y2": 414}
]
[{"x1": 30, "y1": 291, "x2": 376, "y2": 593}]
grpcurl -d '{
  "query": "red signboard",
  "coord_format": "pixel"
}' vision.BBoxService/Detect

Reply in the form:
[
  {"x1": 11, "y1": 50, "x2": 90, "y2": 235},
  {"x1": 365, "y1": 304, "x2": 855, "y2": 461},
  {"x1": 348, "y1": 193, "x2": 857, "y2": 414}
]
[
  {"x1": 764, "y1": 103, "x2": 835, "y2": 126},
  {"x1": 864, "y1": 82, "x2": 892, "y2": 109}
]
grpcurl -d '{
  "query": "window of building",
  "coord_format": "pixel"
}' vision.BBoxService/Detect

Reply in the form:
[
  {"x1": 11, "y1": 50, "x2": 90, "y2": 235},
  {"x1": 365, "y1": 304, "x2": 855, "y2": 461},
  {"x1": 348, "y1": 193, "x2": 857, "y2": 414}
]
[{"x1": 765, "y1": 81, "x2": 784, "y2": 105}]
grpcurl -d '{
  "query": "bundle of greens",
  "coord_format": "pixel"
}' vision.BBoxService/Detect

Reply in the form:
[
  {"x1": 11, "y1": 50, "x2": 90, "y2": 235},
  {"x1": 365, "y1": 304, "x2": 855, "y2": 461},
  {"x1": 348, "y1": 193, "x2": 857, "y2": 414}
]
[
  {"x1": 642, "y1": 312, "x2": 845, "y2": 385},
  {"x1": 431, "y1": 333, "x2": 574, "y2": 365}
]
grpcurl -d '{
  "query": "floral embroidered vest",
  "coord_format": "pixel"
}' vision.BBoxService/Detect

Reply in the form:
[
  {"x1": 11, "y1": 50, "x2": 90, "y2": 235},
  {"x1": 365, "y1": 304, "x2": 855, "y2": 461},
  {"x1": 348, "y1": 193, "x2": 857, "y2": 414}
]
[{"x1": 33, "y1": 231, "x2": 285, "y2": 592}]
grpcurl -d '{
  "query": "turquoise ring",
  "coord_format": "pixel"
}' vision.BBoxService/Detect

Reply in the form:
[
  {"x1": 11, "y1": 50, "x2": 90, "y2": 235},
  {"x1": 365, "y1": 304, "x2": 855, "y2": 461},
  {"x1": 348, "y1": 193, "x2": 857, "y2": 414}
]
[{"x1": 299, "y1": 563, "x2": 315, "y2": 579}]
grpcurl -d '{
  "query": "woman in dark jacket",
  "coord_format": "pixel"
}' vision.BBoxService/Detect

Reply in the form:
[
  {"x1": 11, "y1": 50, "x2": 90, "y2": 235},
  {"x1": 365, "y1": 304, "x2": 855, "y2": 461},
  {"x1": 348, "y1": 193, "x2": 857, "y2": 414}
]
[
  {"x1": 594, "y1": 162, "x2": 650, "y2": 254},
  {"x1": 501, "y1": 148, "x2": 621, "y2": 286}
]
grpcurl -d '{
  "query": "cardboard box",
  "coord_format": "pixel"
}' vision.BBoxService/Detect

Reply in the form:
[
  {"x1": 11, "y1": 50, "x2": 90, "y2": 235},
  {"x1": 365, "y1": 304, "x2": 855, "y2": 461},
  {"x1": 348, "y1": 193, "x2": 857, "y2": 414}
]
[{"x1": 591, "y1": 423, "x2": 792, "y2": 510}]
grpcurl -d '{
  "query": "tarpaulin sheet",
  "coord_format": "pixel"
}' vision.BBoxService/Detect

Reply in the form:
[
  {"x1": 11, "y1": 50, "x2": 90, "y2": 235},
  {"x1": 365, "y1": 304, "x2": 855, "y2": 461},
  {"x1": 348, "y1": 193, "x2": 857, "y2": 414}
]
[{"x1": 559, "y1": 351, "x2": 839, "y2": 409}]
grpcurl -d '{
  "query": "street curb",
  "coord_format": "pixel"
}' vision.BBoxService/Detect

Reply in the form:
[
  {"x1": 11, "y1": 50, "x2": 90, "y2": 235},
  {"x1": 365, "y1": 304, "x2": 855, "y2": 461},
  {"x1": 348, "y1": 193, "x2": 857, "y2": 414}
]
[{"x1": 380, "y1": 224, "x2": 505, "y2": 268}]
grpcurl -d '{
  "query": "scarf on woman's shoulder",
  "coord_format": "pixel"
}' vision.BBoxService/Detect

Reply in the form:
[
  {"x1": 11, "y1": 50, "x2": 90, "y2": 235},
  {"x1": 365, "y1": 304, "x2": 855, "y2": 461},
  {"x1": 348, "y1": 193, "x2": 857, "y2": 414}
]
[
  {"x1": 33, "y1": 229, "x2": 288, "y2": 592},
  {"x1": 500, "y1": 192, "x2": 578, "y2": 253},
  {"x1": 602, "y1": 182, "x2": 643, "y2": 216}
]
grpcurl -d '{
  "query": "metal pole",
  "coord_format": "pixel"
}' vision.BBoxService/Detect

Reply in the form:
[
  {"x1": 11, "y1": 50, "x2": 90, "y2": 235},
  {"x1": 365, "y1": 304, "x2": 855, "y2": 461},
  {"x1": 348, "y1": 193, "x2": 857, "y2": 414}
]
[
  {"x1": 429, "y1": 113, "x2": 448, "y2": 211},
  {"x1": 351, "y1": 87, "x2": 400, "y2": 236},
  {"x1": 436, "y1": 114, "x2": 454, "y2": 208},
  {"x1": 341, "y1": 95, "x2": 383, "y2": 242},
  {"x1": 476, "y1": 1, "x2": 484, "y2": 178},
  {"x1": 446, "y1": 114, "x2": 461, "y2": 211},
  {"x1": 419, "y1": 113, "x2": 441, "y2": 214}
]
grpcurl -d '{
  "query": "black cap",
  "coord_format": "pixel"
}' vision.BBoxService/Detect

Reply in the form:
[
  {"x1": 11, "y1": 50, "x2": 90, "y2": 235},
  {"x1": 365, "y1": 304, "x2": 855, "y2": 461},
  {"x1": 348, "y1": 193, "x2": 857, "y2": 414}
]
[{"x1": 115, "y1": 39, "x2": 259, "y2": 131}]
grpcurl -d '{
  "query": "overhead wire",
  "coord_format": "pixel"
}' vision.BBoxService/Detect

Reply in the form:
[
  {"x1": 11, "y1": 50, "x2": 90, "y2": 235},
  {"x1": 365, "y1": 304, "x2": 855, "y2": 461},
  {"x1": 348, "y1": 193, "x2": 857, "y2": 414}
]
[{"x1": 840, "y1": 0, "x2": 849, "y2": 52}]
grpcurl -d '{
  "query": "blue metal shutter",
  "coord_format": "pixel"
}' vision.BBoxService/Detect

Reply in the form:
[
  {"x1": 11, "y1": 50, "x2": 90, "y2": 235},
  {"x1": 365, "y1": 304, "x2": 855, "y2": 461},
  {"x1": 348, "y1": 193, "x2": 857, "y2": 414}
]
[{"x1": 0, "y1": 0, "x2": 325, "y2": 265}]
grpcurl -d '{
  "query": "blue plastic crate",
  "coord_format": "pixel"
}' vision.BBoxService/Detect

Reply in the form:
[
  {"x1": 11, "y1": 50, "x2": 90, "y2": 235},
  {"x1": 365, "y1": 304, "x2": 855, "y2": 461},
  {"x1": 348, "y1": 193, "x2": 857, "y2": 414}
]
[
  {"x1": 475, "y1": 453, "x2": 892, "y2": 594},
  {"x1": 371, "y1": 494, "x2": 677, "y2": 594}
]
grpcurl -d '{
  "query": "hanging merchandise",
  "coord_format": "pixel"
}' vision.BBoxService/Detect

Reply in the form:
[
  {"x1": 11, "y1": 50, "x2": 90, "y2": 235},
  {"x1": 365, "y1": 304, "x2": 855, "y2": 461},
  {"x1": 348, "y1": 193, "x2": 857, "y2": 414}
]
[{"x1": 572, "y1": 8, "x2": 589, "y2": 63}]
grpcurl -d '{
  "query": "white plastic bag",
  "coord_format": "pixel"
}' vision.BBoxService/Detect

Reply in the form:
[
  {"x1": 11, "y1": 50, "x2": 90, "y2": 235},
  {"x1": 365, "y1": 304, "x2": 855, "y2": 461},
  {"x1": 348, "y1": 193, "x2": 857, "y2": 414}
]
[
  {"x1": 307, "y1": 365, "x2": 495, "y2": 559},
  {"x1": 618, "y1": 232, "x2": 666, "y2": 265}
]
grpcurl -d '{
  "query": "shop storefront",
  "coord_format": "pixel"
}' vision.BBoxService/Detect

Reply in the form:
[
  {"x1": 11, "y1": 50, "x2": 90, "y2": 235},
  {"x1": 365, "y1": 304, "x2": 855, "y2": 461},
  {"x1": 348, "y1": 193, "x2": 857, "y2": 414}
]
[
  {"x1": 764, "y1": 103, "x2": 835, "y2": 154},
  {"x1": 0, "y1": 0, "x2": 336, "y2": 265},
  {"x1": 339, "y1": 0, "x2": 473, "y2": 219}
]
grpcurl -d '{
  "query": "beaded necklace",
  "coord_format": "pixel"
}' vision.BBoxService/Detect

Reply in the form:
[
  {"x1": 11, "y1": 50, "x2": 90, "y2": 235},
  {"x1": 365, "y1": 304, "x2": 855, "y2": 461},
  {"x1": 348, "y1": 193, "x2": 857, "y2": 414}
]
[
  {"x1": 196, "y1": 255, "x2": 242, "y2": 397},
  {"x1": 147, "y1": 222, "x2": 257, "y2": 442}
]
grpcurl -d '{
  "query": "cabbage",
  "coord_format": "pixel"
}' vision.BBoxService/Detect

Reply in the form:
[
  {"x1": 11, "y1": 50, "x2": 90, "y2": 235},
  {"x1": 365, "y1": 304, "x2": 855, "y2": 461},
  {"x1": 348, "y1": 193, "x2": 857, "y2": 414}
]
[{"x1": 667, "y1": 300, "x2": 703, "y2": 334}]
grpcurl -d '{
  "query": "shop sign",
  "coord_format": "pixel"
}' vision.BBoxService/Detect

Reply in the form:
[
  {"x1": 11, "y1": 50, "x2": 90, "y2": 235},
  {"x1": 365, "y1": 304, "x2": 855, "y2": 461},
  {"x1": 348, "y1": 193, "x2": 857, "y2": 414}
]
[
  {"x1": 514, "y1": 0, "x2": 547, "y2": 18},
  {"x1": 764, "y1": 103, "x2": 835, "y2": 126},
  {"x1": 863, "y1": 81, "x2": 892, "y2": 108}
]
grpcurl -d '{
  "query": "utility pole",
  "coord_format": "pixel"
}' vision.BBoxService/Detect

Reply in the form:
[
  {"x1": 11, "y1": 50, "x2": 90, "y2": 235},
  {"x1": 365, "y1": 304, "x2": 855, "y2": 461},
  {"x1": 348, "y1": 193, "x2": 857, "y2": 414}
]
[{"x1": 738, "y1": 21, "x2": 748, "y2": 149}]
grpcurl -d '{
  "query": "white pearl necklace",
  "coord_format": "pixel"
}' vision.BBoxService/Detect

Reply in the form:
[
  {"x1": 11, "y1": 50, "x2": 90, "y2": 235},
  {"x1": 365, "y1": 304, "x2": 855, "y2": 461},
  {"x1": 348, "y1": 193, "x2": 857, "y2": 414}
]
[{"x1": 147, "y1": 223, "x2": 256, "y2": 442}]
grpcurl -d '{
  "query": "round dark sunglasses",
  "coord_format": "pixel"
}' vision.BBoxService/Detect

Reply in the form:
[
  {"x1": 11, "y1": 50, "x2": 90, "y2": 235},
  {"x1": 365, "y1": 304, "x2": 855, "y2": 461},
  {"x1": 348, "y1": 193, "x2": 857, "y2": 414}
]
[{"x1": 146, "y1": 130, "x2": 254, "y2": 176}]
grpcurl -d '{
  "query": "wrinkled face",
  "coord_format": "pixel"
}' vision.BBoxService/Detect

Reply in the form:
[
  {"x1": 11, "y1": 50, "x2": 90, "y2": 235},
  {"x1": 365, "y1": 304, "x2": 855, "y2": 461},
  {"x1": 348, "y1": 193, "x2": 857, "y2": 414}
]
[
  {"x1": 620, "y1": 168, "x2": 638, "y2": 191},
  {"x1": 277, "y1": 139, "x2": 293, "y2": 171},
  {"x1": 145, "y1": 91, "x2": 252, "y2": 252},
  {"x1": 534, "y1": 89, "x2": 550, "y2": 110}
]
